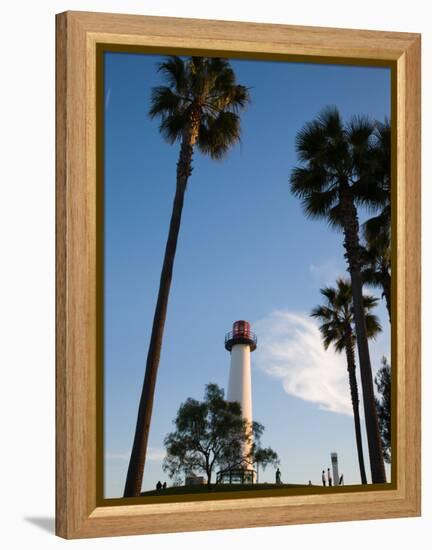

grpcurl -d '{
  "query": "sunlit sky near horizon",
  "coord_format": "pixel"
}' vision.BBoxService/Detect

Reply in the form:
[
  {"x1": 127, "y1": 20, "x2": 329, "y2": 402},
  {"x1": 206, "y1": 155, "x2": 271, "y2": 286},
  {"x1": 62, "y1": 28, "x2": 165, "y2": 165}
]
[{"x1": 103, "y1": 52, "x2": 391, "y2": 498}]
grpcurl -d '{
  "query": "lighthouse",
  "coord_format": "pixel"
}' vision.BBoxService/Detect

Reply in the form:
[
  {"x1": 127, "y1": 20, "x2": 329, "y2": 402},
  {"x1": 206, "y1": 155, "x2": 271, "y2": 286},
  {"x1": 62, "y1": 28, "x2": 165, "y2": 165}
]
[{"x1": 220, "y1": 320, "x2": 257, "y2": 484}]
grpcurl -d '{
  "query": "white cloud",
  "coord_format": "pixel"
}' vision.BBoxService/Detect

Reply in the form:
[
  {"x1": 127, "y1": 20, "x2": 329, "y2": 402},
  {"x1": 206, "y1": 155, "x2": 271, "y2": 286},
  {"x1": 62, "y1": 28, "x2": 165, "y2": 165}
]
[
  {"x1": 309, "y1": 259, "x2": 346, "y2": 285},
  {"x1": 254, "y1": 310, "x2": 353, "y2": 416},
  {"x1": 106, "y1": 447, "x2": 165, "y2": 462}
]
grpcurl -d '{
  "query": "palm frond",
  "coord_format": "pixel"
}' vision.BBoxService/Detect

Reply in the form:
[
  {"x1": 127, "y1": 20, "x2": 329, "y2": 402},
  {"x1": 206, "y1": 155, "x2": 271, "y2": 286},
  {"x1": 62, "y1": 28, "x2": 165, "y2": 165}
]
[
  {"x1": 347, "y1": 115, "x2": 375, "y2": 148},
  {"x1": 295, "y1": 120, "x2": 327, "y2": 163},
  {"x1": 319, "y1": 286, "x2": 338, "y2": 303},
  {"x1": 361, "y1": 267, "x2": 382, "y2": 288},
  {"x1": 326, "y1": 204, "x2": 344, "y2": 230},
  {"x1": 158, "y1": 112, "x2": 189, "y2": 144},
  {"x1": 362, "y1": 207, "x2": 390, "y2": 243},
  {"x1": 197, "y1": 111, "x2": 241, "y2": 160},
  {"x1": 374, "y1": 119, "x2": 391, "y2": 153},
  {"x1": 322, "y1": 327, "x2": 341, "y2": 351},
  {"x1": 290, "y1": 165, "x2": 330, "y2": 197},
  {"x1": 364, "y1": 312, "x2": 382, "y2": 338},
  {"x1": 311, "y1": 304, "x2": 333, "y2": 321},
  {"x1": 302, "y1": 189, "x2": 338, "y2": 221},
  {"x1": 317, "y1": 106, "x2": 344, "y2": 139},
  {"x1": 352, "y1": 178, "x2": 388, "y2": 211},
  {"x1": 362, "y1": 294, "x2": 380, "y2": 311},
  {"x1": 148, "y1": 86, "x2": 184, "y2": 119},
  {"x1": 157, "y1": 56, "x2": 188, "y2": 96}
]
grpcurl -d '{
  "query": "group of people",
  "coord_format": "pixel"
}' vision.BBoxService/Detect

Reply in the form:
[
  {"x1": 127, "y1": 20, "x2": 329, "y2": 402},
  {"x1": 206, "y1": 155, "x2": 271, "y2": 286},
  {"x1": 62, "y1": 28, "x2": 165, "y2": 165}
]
[
  {"x1": 275, "y1": 467, "x2": 344, "y2": 487},
  {"x1": 155, "y1": 480, "x2": 167, "y2": 490},
  {"x1": 322, "y1": 468, "x2": 332, "y2": 486},
  {"x1": 321, "y1": 469, "x2": 344, "y2": 486}
]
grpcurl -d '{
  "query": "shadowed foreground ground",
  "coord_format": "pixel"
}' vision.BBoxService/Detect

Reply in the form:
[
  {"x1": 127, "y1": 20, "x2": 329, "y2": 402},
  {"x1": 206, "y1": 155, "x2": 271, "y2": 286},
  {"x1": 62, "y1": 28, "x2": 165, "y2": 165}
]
[{"x1": 141, "y1": 483, "x2": 310, "y2": 496}]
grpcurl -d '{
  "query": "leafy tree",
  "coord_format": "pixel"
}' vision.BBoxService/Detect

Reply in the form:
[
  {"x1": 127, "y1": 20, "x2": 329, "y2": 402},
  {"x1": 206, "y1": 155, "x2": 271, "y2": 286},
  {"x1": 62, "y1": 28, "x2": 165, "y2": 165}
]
[
  {"x1": 124, "y1": 57, "x2": 250, "y2": 497},
  {"x1": 162, "y1": 384, "x2": 278, "y2": 486},
  {"x1": 255, "y1": 447, "x2": 279, "y2": 483},
  {"x1": 311, "y1": 278, "x2": 381, "y2": 484},
  {"x1": 290, "y1": 107, "x2": 387, "y2": 483},
  {"x1": 375, "y1": 357, "x2": 391, "y2": 463}
]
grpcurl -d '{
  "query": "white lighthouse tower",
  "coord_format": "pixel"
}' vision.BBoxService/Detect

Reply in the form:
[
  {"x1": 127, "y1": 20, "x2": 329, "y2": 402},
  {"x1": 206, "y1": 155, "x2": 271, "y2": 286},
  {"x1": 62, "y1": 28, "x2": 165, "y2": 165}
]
[{"x1": 221, "y1": 320, "x2": 257, "y2": 484}]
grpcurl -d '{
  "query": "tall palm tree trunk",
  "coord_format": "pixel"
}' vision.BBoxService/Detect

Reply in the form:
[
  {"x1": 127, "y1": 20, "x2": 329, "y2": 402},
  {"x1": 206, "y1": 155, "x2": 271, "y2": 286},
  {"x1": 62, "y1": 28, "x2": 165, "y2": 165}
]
[
  {"x1": 344, "y1": 328, "x2": 368, "y2": 484},
  {"x1": 340, "y1": 186, "x2": 387, "y2": 484},
  {"x1": 124, "y1": 118, "x2": 200, "y2": 497}
]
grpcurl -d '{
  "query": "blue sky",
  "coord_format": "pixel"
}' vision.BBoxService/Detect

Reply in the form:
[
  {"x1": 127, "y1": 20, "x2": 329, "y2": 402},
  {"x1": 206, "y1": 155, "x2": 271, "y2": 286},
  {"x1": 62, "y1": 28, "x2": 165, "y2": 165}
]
[{"x1": 103, "y1": 52, "x2": 391, "y2": 497}]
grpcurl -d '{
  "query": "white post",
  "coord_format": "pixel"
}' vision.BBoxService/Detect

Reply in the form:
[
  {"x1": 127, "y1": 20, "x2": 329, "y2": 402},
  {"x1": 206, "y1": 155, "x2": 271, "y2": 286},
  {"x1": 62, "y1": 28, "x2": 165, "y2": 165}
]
[{"x1": 331, "y1": 452, "x2": 339, "y2": 486}]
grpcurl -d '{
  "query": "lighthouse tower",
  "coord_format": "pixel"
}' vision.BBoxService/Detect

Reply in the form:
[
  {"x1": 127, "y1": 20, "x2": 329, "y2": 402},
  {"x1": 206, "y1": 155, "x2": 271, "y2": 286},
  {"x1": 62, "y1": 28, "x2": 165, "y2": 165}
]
[{"x1": 222, "y1": 320, "x2": 257, "y2": 483}]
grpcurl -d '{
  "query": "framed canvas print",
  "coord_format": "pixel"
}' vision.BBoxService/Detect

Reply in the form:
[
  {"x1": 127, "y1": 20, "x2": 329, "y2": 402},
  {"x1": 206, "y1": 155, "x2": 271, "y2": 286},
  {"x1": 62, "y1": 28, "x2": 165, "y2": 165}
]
[{"x1": 55, "y1": 11, "x2": 421, "y2": 539}]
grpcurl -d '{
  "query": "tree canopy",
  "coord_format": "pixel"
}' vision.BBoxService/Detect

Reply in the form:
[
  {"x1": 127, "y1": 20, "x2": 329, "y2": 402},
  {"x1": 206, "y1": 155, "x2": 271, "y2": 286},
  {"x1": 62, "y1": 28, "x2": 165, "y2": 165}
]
[
  {"x1": 163, "y1": 383, "x2": 278, "y2": 485},
  {"x1": 149, "y1": 56, "x2": 250, "y2": 160},
  {"x1": 311, "y1": 277, "x2": 381, "y2": 353},
  {"x1": 375, "y1": 357, "x2": 391, "y2": 464}
]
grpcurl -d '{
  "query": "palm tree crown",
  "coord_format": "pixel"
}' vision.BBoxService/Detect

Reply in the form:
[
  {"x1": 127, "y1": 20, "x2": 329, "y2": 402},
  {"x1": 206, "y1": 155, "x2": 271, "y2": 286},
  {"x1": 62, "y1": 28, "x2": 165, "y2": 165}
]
[
  {"x1": 149, "y1": 56, "x2": 250, "y2": 160},
  {"x1": 311, "y1": 278, "x2": 381, "y2": 352},
  {"x1": 290, "y1": 107, "x2": 385, "y2": 229}
]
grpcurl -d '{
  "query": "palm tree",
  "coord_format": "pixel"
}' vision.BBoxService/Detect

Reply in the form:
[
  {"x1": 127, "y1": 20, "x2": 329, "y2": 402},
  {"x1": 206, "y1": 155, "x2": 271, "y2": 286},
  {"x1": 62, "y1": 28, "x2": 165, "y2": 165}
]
[
  {"x1": 124, "y1": 56, "x2": 250, "y2": 497},
  {"x1": 290, "y1": 107, "x2": 387, "y2": 483},
  {"x1": 311, "y1": 278, "x2": 382, "y2": 485},
  {"x1": 363, "y1": 120, "x2": 391, "y2": 245},
  {"x1": 360, "y1": 231, "x2": 391, "y2": 321},
  {"x1": 362, "y1": 120, "x2": 391, "y2": 320}
]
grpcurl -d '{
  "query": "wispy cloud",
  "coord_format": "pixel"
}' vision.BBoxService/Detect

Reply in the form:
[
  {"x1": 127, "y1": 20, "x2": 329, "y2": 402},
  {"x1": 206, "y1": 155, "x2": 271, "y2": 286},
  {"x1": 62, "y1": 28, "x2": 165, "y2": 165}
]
[
  {"x1": 105, "y1": 87, "x2": 111, "y2": 111},
  {"x1": 106, "y1": 447, "x2": 165, "y2": 462},
  {"x1": 254, "y1": 310, "x2": 353, "y2": 416},
  {"x1": 106, "y1": 452, "x2": 129, "y2": 461},
  {"x1": 309, "y1": 259, "x2": 345, "y2": 286}
]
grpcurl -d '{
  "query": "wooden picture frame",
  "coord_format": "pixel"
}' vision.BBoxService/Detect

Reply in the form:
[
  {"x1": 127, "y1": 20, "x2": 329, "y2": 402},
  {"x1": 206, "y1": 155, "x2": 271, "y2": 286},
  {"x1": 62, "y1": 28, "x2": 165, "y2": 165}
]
[{"x1": 56, "y1": 10, "x2": 421, "y2": 539}]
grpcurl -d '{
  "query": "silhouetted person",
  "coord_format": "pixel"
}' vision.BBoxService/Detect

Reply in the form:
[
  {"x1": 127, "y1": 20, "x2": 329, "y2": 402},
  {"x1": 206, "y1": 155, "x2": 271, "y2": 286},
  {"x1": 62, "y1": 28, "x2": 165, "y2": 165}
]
[
  {"x1": 327, "y1": 468, "x2": 332, "y2": 487},
  {"x1": 156, "y1": 480, "x2": 162, "y2": 490},
  {"x1": 162, "y1": 481, "x2": 167, "y2": 489},
  {"x1": 276, "y1": 468, "x2": 281, "y2": 484},
  {"x1": 308, "y1": 480, "x2": 312, "y2": 486},
  {"x1": 322, "y1": 470, "x2": 326, "y2": 486},
  {"x1": 339, "y1": 474, "x2": 344, "y2": 486}
]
